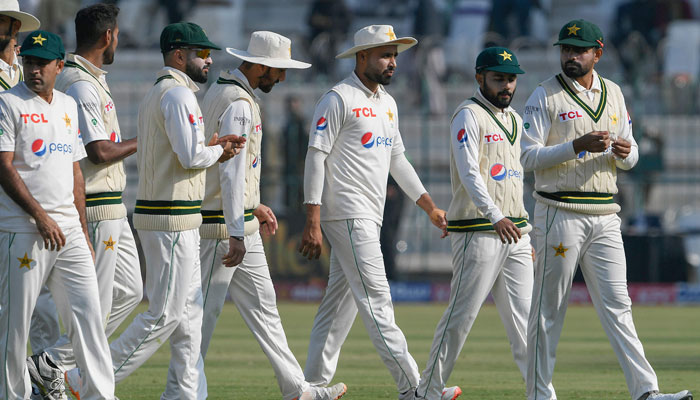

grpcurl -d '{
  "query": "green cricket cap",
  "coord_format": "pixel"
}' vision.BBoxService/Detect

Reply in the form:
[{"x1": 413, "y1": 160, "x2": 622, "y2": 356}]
[
  {"x1": 19, "y1": 30, "x2": 64, "y2": 60},
  {"x1": 160, "y1": 22, "x2": 222, "y2": 53},
  {"x1": 475, "y1": 46, "x2": 524, "y2": 74},
  {"x1": 554, "y1": 19, "x2": 604, "y2": 48}
]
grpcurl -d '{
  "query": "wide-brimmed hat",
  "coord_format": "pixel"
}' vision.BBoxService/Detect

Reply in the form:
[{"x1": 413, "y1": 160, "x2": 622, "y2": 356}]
[
  {"x1": 475, "y1": 47, "x2": 524, "y2": 74},
  {"x1": 19, "y1": 30, "x2": 64, "y2": 60},
  {"x1": 336, "y1": 25, "x2": 417, "y2": 59},
  {"x1": 160, "y1": 22, "x2": 221, "y2": 53},
  {"x1": 0, "y1": 0, "x2": 40, "y2": 32},
  {"x1": 554, "y1": 19, "x2": 604, "y2": 49},
  {"x1": 226, "y1": 31, "x2": 310, "y2": 69}
]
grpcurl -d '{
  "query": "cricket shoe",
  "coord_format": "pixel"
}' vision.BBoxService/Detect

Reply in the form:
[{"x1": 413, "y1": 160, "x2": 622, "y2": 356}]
[
  {"x1": 297, "y1": 382, "x2": 347, "y2": 400},
  {"x1": 441, "y1": 386, "x2": 462, "y2": 400},
  {"x1": 64, "y1": 368, "x2": 82, "y2": 400},
  {"x1": 27, "y1": 353, "x2": 66, "y2": 400},
  {"x1": 644, "y1": 390, "x2": 693, "y2": 400}
]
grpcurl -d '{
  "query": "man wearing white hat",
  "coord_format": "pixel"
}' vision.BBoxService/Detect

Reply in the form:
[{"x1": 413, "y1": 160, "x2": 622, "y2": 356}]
[
  {"x1": 161, "y1": 31, "x2": 347, "y2": 400},
  {"x1": 0, "y1": 0, "x2": 59, "y2": 357},
  {"x1": 298, "y1": 25, "x2": 454, "y2": 400}
]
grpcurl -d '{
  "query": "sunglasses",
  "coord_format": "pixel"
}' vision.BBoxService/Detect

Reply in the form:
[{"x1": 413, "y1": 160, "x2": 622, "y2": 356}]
[{"x1": 176, "y1": 47, "x2": 211, "y2": 59}]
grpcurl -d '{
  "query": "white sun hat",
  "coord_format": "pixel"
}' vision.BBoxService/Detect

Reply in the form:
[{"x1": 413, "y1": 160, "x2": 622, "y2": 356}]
[
  {"x1": 226, "y1": 31, "x2": 310, "y2": 69},
  {"x1": 336, "y1": 25, "x2": 417, "y2": 59},
  {"x1": 0, "y1": 0, "x2": 40, "y2": 32}
]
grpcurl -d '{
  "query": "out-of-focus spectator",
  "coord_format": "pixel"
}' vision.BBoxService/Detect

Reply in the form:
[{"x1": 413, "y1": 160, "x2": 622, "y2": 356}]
[
  {"x1": 307, "y1": 0, "x2": 351, "y2": 78},
  {"x1": 380, "y1": 176, "x2": 404, "y2": 281},
  {"x1": 281, "y1": 95, "x2": 308, "y2": 216},
  {"x1": 413, "y1": 0, "x2": 447, "y2": 115},
  {"x1": 612, "y1": 0, "x2": 692, "y2": 51},
  {"x1": 159, "y1": 0, "x2": 197, "y2": 24},
  {"x1": 488, "y1": 0, "x2": 534, "y2": 43}
]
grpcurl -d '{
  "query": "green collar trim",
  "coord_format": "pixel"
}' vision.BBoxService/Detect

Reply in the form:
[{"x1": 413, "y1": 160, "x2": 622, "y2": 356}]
[
  {"x1": 470, "y1": 96, "x2": 517, "y2": 145},
  {"x1": 155, "y1": 74, "x2": 175, "y2": 85},
  {"x1": 555, "y1": 74, "x2": 607, "y2": 122}
]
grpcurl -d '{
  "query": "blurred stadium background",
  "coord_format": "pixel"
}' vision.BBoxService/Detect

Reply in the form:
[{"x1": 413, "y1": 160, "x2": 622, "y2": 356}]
[{"x1": 21, "y1": 0, "x2": 700, "y2": 304}]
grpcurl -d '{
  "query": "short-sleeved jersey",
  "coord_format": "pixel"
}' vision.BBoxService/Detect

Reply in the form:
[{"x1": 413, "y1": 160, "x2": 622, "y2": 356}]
[
  {"x1": 308, "y1": 73, "x2": 405, "y2": 225},
  {"x1": 0, "y1": 82, "x2": 86, "y2": 232}
]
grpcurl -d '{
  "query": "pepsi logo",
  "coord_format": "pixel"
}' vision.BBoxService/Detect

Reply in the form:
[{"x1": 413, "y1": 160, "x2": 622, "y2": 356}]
[
  {"x1": 32, "y1": 139, "x2": 46, "y2": 156},
  {"x1": 490, "y1": 163, "x2": 507, "y2": 181},
  {"x1": 316, "y1": 117, "x2": 327, "y2": 131},
  {"x1": 110, "y1": 131, "x2": 120, "y2": 143},
  {"x1": 577, "y1": 151, "x2": 586, "y2": 159},
  {"x1": 252, "y1": 156, "x2": 259, "y2": 168},
  {"x1": 457, "y1": 128, "x2": 467, "y2": 143},
  {"x1": 361, "y1": 132, "x2": 374, "y2": 148},
  {"x1": 188, "y1": 114, "x2": 197, "y2": 126}
]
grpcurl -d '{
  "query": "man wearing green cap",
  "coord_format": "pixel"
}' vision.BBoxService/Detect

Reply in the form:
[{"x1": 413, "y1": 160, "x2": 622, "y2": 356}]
[
  {"x1": 521, "y1": 19, "x2": 693, "y2": 400},
  {"x1": 0, "y1": 30, "x2": 115, "y2": 399},
  {"x1": 60, "y1": 22, "x2": 245, "y2": 399},
  {"x1": 411, "y1": 47, "x2": 533, "y2": 400}
]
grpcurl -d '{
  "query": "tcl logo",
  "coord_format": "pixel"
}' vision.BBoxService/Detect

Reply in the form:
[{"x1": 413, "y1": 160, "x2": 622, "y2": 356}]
[
  {"x1": 559, "y1": 110, "x2": 583, "y2": 121},
  {"x1": 20, "y1": 113, "x2": 48, "y2": 124},
  {"x1": 105, "y1": 101, "x2": 114, "y2": 112},
  {"x1": 254, "y1": 124, "x2": 262, "y2": 133},
  {"x1": 484, "y1": 133, "x2": 505, "y2": 143},
  {"x1": 351, "y1": 107, "x2": 376, "y2": 118}
]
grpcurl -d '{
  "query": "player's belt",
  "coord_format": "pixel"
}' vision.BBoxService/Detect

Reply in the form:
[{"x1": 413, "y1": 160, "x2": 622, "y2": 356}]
[
  {"x1": 134, "y1": 199, "x2": 202, "y2": 215},
  {"x1": 201, "y1": 210, "x2": 225, "y2": 224},
  {"x1": 86, "y1": 191, "x2": 123, "y2": 207},
  {"x1": 447, "y1": 217, "x2": 528, "y2": 232},
  {"x1": 536, "y1": 191, "x2": 614, "y2": 204},
  {"x1": 244, "y1": 209, "x2": 255, "y2": 222}
]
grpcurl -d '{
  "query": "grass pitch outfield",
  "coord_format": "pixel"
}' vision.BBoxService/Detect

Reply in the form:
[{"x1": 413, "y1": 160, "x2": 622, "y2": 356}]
[{"x1": 112, "y1": 302, "x2": 699, "y2": 399}]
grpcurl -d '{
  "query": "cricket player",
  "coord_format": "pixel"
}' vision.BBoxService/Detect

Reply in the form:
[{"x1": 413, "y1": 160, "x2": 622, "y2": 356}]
[
  {"x1": 521, "y1": 19, "x2": 693, "y2": 400},
  {"x1": 28, "y1": 4, "x2": 143, "y2": 387},
  {"x1": 162, "y1": 30, "x2": 347, "y2": 400},
  {"x1": 0, "y1": 0, "x2": 59, "y2": 356},
  {"x1": 297, "y1": 25, "x2": 455, "y2": 400},
  {"x1": 63, "y1": 22, "x2": 243, "y2": 399},
  {"x1": 413, "y1": 46, "x2": 535, "y2": 400},
  {"x1": 0, "y1": 30, "x2": 115, "y2": 400}
]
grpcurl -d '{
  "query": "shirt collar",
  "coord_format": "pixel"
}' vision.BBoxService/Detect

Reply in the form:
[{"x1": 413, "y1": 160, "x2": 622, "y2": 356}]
[
  {"x1": 475, "y1": 88, "x2": 514, "y2": 114},
  {"x1": 0, "y1": 54, "x2": 19, "y2": 76},
  {"x1": 161, "y1": 66, "x2": 199, "y2": 92},
  {"x1": 229, "y1": 68, "x2": 260, "y2": 100},
  {"x1": 67, "y1": 53, "x2": 108, "y2": 78},
  {"x1": 561, "y1": 69, "x2": 601, "y2": 93},
  {"x1": 349, "y1": 71, "x2": 385, "y2": 98}
]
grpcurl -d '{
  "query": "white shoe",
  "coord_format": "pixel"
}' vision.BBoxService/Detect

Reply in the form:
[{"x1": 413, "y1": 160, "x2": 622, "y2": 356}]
[
  {"x1": 299, "y1": 383, "x2": 347, "y2": 400},
  {"x1": 441, "y1": 386, "x2": 462, "y2": 400},
  {"x1": 64, "y1": 368, "x2": 82, "y2": 400},
  {"x1": 26, "y1": 353, "x2": 67, "y2": 400},
  {"x1": 646, "y1": 390, "x2": 693, "y2": 400}
]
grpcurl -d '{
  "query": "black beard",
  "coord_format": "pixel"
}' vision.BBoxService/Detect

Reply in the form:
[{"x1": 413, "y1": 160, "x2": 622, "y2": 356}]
[
  {"x1": 185, "y1": 61, "x2": 208, "y2": 83},
  {"x1": 364, "y1": 69, "x2": 392, "y2": 85},
  {"x1": 482, "y1": 83, "x2": 514, "y2": 109},
  {"x1": 562, "y1": 60, "x2": 588, "y2": 78},
  {"x1": 0, "y1": 38, "x2": 11, "y2": 53}
]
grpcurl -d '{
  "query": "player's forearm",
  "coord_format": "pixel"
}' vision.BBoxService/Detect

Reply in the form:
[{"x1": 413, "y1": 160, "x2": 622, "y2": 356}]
[
  {"x1": 86, "y1": 137, "x2": 137, "y2": 164},
  {"x1": 303, "y1": 147, "x2": 327, "y2": 205},
  {"x1": 389, "y1": 153, "x2": 426, "y2": 203},
  {"x1": 416, "y1": 193, "x2": 438, "y2": 215},
  {"x1": 304, "y1": 203, "x2": 321, "y2": 225},
  {"x1": 72, "y1": 162, "x2": 90, "y2": 238},
  {"x1": 0, "y1": 153, "x2": 51, "y2": 223}
]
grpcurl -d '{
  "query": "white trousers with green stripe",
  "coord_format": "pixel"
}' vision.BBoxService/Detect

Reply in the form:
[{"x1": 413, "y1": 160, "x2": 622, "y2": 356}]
[
  {"x1": 415, "y1": 231, "x2": 533, "y2": 399},
  {"x1": 527, "y1": 203, "x2": 658, "y2": 400},
  {"x1": 304, "y1": 218, "x2": 420, "y2": 394},
  {"x1": 108, "y1": 229, "x2": 206, "y2": 399},
  {"x1": 162, "y1": 232, "x2": 310, "y2": 400},
  {"x1": 0, "y1": 229, "x2": 114, "y2": 400},
  {"x1": 46, "y1": 217, "x2": 143, "y2": 370}
]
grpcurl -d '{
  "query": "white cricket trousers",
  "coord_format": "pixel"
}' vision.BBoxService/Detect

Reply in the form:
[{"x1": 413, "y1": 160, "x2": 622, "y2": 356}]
[
  {"x1": 0, "y1": 229, "x2": 115, "y2": 400},
  {"x1": 28, "y1": 286, "x2": 59, "y2": 353},
  {"x1": 527, "y1": 203, "x2": 659, "y2": 400},
  {"x1": 163, "y1": 232, "x2": 310, "y2": 400},
  {"x1": 304, "y1": 219, "x2": 420, "y2": 394},
  {"x1": 109, "y1": 229, "x2": 206, "y2": 400},
  {"x1": 46, "y1": 217, "x2": 143, "y2": 369},
  {"x1": 415, "y1": 232, "x2": 533, "y2": 399}
]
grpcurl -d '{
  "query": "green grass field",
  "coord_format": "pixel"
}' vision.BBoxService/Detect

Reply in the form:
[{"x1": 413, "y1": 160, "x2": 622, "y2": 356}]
[{"x1": 111, "y1": 302, "x2": 699, "y2": 399}]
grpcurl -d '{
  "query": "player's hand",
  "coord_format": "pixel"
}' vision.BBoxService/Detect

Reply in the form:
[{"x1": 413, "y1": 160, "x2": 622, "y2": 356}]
[
  {"x1": 611, "y1": 137, "x2": 631, "y2": 159},
  {"x1": 253, "y1": 204, "x2": 278, "y2": 236},
  {"x1": 493, "y1": 218, "x2": 521, "y2": 244},
  {"x1": 222, "y1": 237, "x2": 246, "y2": 267},
  {"x1": 299, "y1": 221, "x2": 323, "y2": 260},
  {"x1": 86, "y1": 235, "x2": 96, "y2": 262},
  {"x1": 428, "y1": 208, "x2": 447, "y2": 233},
  {"x1": 573, "y1": 131, "x2": 610, "y2": 154},
  {"x1": 36, "y1": 215, "x2": 66, "y2": 251},
  {"x1": 217, "y1": 134, "x2": 246, "y2": 154},
  {"x1": 531, "y1": 246, "x2": 536, "y2": 262}
]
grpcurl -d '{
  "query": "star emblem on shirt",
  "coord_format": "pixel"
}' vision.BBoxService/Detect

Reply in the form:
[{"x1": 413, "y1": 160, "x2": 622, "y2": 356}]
[
  {"x1": 553, "y1": 242, "x2": 569, "y2": 258},
  {"x1": 567, "y1": 24, "x2": 581, "y2": 36},
  {"x1": 610, "y1": 113, "x2": 618, "y2": 125},
  {"x1": 386, "y1": 108, "x2": 394, "y2": 122},
  {"x1": 103, "y1": 236, "x2": 116, "y2": 251},
  {"x1": 63, "y1": 113, "x2": 71, "y2": 128},
  {"x1": 18, "y1": 252, "x2": 34, "y2": 270},
  {"x1": 386, "y1": 29, "x2": 396, "y2": 40},
  {"x1": 498, "y1": 50, "x2": 512, "y2": 61},
  {"x1": 32, "y1": 33, "x2": 47, "y2": 46}
]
